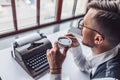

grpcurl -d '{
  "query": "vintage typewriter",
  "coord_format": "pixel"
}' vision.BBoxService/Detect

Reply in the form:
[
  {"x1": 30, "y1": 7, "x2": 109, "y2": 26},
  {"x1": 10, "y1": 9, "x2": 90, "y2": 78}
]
[{"x1": 11, "y1": 32, "x2": 52, "y2": 79}]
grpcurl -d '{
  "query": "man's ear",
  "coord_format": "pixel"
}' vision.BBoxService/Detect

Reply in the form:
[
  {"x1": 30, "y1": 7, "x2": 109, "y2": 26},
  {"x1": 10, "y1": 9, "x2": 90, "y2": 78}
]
[{"x1": 94, "y1": 34, "x2": 104, "y2": 45}]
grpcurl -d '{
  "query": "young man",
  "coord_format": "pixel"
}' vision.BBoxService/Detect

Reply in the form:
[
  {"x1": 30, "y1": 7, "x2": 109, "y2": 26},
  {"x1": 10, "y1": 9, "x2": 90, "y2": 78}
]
[{"x1": 47, "y1": 0, "x2": 120, "y2": 80}]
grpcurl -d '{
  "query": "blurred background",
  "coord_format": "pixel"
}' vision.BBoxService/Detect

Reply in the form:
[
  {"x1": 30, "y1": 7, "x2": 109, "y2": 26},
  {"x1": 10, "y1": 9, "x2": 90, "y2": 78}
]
[{"x1": 0, "y1": 0, "x2": 89, "y2": 49}]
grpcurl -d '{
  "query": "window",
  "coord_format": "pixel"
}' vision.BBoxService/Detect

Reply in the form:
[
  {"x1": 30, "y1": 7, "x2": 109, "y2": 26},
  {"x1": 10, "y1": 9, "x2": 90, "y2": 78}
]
[
  {"x1": 61, "y1": 0, "x2": 74, "y2": 19},
  {"x1": 0, "y1": 0, "x2": 88, "y2": 38},
  {"x1": 75, "y1": 0, "x2": 88, "y2": 16},
  {"x1": 16, "y1": 0, "x2": 37, "y2": 29},
  {"x1": 0, "y1": 0, "x2": 14, "y2": 34},
  {"x1": 40, "y1": 0, "x2": 57, "y2": 24}
]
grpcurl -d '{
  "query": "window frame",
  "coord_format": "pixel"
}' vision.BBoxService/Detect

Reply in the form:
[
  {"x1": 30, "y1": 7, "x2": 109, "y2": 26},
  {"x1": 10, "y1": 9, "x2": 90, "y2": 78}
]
[{"x1": 0, "y1": 0, "x2": 90, "y2": 38}]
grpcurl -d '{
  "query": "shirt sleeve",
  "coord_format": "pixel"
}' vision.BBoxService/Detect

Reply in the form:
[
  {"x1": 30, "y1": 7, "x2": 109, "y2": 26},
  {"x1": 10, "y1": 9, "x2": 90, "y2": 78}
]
[
  {"x1": 50, "y1": 74, "x2": 61, "y2": 80},
  {"x1": 69, "y1": 45, "x2": 90, "y2": 71}
]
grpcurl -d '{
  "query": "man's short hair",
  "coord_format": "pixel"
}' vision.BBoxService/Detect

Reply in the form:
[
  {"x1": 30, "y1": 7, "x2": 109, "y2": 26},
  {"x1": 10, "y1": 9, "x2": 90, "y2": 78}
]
[{"x1": 88, "y1": 0, "x2": 120, "y2": 45}]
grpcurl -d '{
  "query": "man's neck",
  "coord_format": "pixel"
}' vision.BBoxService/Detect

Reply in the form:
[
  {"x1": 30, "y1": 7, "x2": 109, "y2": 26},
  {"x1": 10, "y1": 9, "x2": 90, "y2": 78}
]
[{"x1": 91, "y1": 45, "x2": 115, "y2": 55}]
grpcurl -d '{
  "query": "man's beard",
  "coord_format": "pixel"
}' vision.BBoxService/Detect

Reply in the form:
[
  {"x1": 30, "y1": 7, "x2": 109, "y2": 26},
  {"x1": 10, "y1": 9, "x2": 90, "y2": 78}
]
[{"x1": 82, "y1": 41, "x2": 93, "y2": 48}]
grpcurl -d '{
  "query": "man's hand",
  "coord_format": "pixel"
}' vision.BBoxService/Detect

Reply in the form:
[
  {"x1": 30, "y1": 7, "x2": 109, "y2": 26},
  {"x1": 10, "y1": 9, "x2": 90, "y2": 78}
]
[
  {"x1": 65, "y1": 33, "x2": 80, "y2": 48},
  {"x1": 46, "y1": 42, "x2": 69, "y2": 74}
]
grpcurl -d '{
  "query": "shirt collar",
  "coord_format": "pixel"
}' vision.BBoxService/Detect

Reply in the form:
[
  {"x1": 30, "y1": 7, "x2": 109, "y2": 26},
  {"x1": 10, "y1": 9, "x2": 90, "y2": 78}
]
[{"x1": 88, "y1": 45, "x2": 119, "y2": 68}]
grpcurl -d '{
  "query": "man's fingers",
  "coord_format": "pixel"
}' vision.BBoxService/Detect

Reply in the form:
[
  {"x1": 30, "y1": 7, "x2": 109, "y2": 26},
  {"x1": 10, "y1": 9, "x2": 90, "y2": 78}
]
[
  {"x1": 63, "y1": 47, "x2": 69, "y2": 56},
  {"x1": 47, "y1": 42, "x2": 60, "y2": 56},
  {"x1": 65, "y1": 33, "x2": 75, "y2": 37},
  {"x1": 46, "y1": 49, "x2": 50, "y2": 60},
  {"x1": 47, "y1": 49, "x2": 50, "y2": 55},
  {"x1": 65, "y1": 34, "x2": 77, "y2": 40},
  {"x1": 54, "y1": 42, "x2": 59, "y2": 50}
]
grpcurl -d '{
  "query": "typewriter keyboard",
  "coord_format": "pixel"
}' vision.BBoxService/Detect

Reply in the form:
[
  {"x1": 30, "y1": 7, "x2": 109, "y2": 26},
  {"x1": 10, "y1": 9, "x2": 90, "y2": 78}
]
[{"x1": 26, "y1": 50, "x2": 49, "y2": 72}]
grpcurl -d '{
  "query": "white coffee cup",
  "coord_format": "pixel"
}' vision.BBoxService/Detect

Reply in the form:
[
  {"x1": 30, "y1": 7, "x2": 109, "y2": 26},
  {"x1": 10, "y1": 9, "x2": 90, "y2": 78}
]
[{"x1": 58, "y1": 37, "x2": 72, "y2": 48}]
